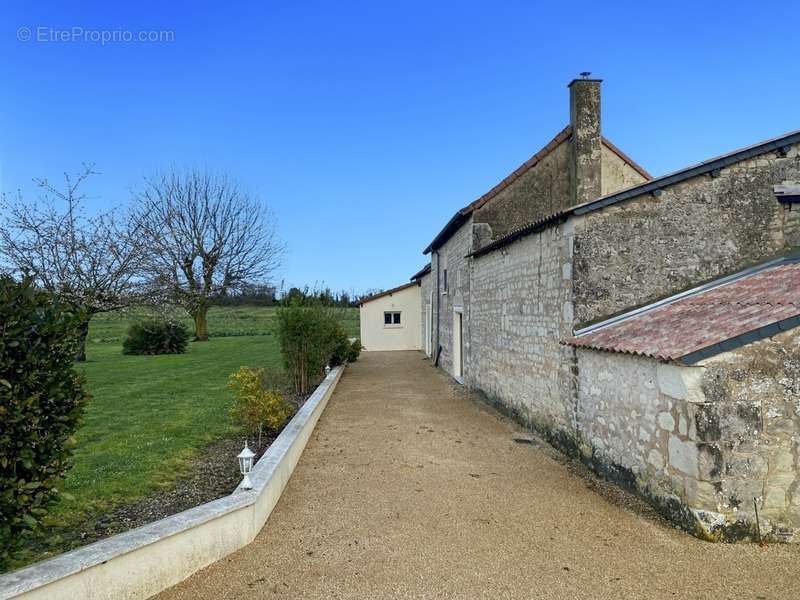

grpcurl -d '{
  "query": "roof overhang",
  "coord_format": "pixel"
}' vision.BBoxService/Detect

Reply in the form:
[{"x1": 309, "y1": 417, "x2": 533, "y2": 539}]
[
  {"x1": 410, "y1": 263, "x2": 431, "y2": 281},
  {"x1": 358, "y1": 280, "x2": 420, "y2": 306}
]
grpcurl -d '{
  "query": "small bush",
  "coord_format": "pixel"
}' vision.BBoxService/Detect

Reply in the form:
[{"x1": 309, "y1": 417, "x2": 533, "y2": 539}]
[
  {"x1": 329, "y1": 326, "x2": 351, "y2": 367},
  {"x1": 347, "y1": 338, "x2": 362, "y2": 363},
  {"x1": 122, "y1": 319, "x2": 189, "y2": 355},
  {"x1": 0, "y1": 277, "x2": 89, "y2": 567},
  {"x1": 228, "y1": 366, "x2": 295, "y2": 444},
  {"x1": 330, "y1": 329, "x2": 362, "y2": 366}
]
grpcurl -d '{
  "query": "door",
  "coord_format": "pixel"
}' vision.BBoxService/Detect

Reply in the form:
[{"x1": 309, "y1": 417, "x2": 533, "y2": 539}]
[
  {"x1": 453, "y1": 310, "x2": 463, "y2": 380},
  {"x1": 425, "y1": 302, "x2": 432, "y2": 356}
]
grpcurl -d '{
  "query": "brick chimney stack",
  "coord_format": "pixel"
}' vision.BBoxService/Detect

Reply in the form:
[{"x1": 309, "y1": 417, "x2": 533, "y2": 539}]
[{"x1": 568, "y1": 77, "x2": 602, "y2": 204}]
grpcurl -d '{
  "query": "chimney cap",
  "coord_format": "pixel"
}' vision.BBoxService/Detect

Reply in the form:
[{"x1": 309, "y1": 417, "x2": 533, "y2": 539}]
[{"x1": 568, "y1": 75, "x2": 603, "y2": 86}]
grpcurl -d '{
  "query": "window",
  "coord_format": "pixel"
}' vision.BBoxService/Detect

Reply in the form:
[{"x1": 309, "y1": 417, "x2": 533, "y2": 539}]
[
  {"x1": 443, "y1": 268, "x2": 448, "y2": 294},
  {"x1": 384, "y1": 311, "x2": 401, "y2": 327}
]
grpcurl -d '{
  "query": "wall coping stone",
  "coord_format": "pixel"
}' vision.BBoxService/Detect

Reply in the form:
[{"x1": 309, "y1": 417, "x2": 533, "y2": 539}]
[{"x1": 0, "y1": 365, "x2": 345, "y2": 600}]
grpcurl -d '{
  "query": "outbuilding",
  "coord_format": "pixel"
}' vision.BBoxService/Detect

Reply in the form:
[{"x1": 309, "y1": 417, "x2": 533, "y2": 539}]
[{"x1": 359, "y1": 281, "x2": 421, "y2": 351}]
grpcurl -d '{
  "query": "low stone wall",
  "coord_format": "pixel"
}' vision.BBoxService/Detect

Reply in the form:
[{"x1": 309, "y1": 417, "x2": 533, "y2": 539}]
[{"x1": 0, "y1": 366, "x2": 345, "y2": 600}]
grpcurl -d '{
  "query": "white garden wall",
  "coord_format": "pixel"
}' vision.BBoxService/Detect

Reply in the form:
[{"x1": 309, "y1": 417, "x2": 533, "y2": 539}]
[{"x1": 0, "y1": 366, "x2": 345, "y2": 600}]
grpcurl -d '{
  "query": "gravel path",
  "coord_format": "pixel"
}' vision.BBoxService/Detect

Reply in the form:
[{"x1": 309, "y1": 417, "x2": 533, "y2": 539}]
[{"x1": 158, "y1": 351, "x2": 800, "y2": 600}]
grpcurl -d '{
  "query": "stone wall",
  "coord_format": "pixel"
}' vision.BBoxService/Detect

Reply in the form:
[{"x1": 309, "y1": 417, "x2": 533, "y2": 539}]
[
  {"x1": 575, "y1": 329, "x2": 800, "y2": 542},
  {"x1": 432, "y1": 216, "x2": 473, "y2": 376},
  {"x1": 784, "y1": 200, "x2": 800, "y2": 248},
  {"x1": 697, "y1": 328, "x2": 800, "y2": 540},
  {"x1": 418, "y1": 271, "x2": 433, "y2": 356},
  {"x1": 472, "y1": 140, "x2": 572, "y2": 241},
  {"x1": 573, "y1": 143, "x2": 800, "y2": 325},
  {"x1": 601, "y1": 145, "x2": 649, "y2": 196},
  {"x1": 576, "y1": 349, "x2": 715, "y2": 534},
  {"x1": 469, "y1": 223, "x2": 577, "y2": 434}
]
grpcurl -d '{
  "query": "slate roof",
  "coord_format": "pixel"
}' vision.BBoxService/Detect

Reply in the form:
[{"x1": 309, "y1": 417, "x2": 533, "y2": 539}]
[
  {"x1": 409, "y1": 263, "x2": 431, "y2": 281},
  {"x1": 564, "y1": 256, "x2": 800, "y2": 364}
]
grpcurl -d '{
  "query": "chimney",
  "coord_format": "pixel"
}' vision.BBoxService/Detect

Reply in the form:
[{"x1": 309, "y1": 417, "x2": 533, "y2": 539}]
[{"x1": 568, "y1": 76, "x2": 602, "y2": 204}]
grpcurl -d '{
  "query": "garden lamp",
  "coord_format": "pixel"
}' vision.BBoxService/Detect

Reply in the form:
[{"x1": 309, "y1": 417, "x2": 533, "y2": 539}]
[
  {"x1": 325, "y1": 364, "x2": 331, "y2": 375},
  {"x1": 238, "y1": 441, "x2": 256, "y2": 490}
]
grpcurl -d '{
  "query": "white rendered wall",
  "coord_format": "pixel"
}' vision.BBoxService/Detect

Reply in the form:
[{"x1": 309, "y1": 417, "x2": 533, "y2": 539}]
[{"x1": 360, "y1": 285, "x2": 421, "y2": 351}]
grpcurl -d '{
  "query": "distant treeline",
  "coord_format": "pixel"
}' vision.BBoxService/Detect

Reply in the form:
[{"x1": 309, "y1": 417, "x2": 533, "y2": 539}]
[{"x1": 212, "y1": 284, "x2": 377, "y2": 308}]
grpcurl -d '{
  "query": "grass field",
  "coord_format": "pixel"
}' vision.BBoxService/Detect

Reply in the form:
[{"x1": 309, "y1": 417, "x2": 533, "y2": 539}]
[
  {"x1": 9, "y1": 305, "x2": 358, "y2": 568},
  {"x1": 89, "y1": 304, "x2": 360, "y2": 341}
]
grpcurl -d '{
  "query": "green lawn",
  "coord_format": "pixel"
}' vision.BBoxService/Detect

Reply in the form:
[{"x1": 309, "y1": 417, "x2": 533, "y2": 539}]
[
  {"x1": 89, "y1": 304, "x2": 360, "y2": 342},
  {"x1": 63, "y1": 335, "x2": 282, "y2": 517},
  {"x1": 11, "y1": 305, "x2": 358, "y2": 566}
]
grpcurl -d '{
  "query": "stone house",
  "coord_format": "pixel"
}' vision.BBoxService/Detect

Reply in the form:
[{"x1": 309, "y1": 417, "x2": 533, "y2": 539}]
[{"x1": 409, "y1": 78, "x2": 800, "y2": 541}]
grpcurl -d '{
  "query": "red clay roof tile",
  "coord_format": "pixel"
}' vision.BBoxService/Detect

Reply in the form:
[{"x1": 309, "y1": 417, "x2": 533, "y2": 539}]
[{"x1": 564, "y1": 260, "x2": 800, "y2": 362}]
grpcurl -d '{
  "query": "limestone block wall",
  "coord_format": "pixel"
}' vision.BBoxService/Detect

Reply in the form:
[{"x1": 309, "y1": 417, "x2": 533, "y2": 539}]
[
  {"x1": 473, "y1": 141, "x2": 571, "y2": 240},
  {"x1": 697, "y1": 328, "x2": 800, "y2": 539},
  {"x1": 469, "y1": 223, "x2": 576, "y2": 433},
  {"x1": 433, "y1": 217, "x2": 473, "y2": 377},
  {"x1": 418, "y1": 271, "x2": 433, "y2": 357},
  {"x1": 784, "y1": 201, "x2": 800, "y2": 247},
  {"x1": 600, "y1": 144, "x2": 648, "y2": 196},
  {"x1": 573, "y1": 142, "x2": 800, "y2": 326},
  {"x1": 575, "y1": 329, "x2": 800, "y2": 542}
]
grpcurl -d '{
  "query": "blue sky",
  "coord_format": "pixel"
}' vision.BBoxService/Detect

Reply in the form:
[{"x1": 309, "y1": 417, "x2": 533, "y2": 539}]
[{"x1": 2, "y1": 1, "x2": 798, "y2": 293}]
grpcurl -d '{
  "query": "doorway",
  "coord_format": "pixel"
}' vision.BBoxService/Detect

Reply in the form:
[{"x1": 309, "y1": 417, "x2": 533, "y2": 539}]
[
  {"x1": 425, "y1": 297, "x2": 432, "y2": 356},
  {"x1": 453, "y1": 310, "x2": 463, "y2": 381}
]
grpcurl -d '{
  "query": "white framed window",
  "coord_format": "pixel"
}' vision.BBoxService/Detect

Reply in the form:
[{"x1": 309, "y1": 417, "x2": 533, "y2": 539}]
[{"x1": 383, "y1": 311, "x2": 402, "y2": 328}]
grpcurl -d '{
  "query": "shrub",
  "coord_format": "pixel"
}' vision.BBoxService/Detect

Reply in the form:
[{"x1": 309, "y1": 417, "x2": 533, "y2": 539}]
[
  {"x1": 276, "y1": 303, "x2": 339, "y2": 394},
  {"x1": 347, "y1": 338, "x2": 363, "y2": 363},
  {"x1": 329, "y1": 325, "x2": 352, "y2": 367},
  {"x1": 122, "y1": 319, "x2": 189, "y2": 355},
  {"x1": 0, "y1": 277, "x2": 89, "y2": 567},
  {"x1": 330, "y1": 329, "x2": 363, "y2": 367},
  {"x1": 228, "y1": 366, "x2": 295, "y2": 445}
]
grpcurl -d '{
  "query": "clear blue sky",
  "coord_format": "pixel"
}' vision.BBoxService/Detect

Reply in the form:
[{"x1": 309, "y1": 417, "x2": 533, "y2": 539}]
[{"x1": 2, "y1": 1, "x2": 797, "y2": 293}]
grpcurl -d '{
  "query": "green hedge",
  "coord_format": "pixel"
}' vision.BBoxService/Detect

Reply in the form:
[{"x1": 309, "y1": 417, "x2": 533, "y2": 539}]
[
  {"x1": 0, "y1": 278, "x2": 89, "y2": 567},
  {"x1": 277, "y1": 304, "x2": 360, "y2": 394}
]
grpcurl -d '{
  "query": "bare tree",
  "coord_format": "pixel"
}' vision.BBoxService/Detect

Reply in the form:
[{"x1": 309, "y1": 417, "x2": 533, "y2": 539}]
[
  {"x1": 132, "y1": 169, "x2": 283, "y2": 340},
  {"x1": 0, "y1": 164, "x2": 144, "y2": 360}
]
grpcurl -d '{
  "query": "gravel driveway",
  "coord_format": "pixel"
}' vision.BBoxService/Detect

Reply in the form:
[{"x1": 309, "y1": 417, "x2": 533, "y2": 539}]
[{"x1": 157, "y1": 351, "x2": 800, "y2": 600}]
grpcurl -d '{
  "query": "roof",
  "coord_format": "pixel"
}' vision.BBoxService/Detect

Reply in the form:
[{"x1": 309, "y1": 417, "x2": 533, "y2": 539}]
[
  {"x1": 409, "y1": 263, "x2": 431, "y2": 281},
  {"x1": 467, "y1": 212, "x2": 568, "y2": 258},
  {"x1": 358, "y1": 281, "x2": 420, "y2": 306},
  {"x1": 564, "y1": 256, "x2": 800, "y2": 364},
  {"x1": 423, "y1": 126, "x2": 573, "y2": 254},
  {"x1": 423, "y1": 128, "x2": 654, "y2": 255},
  {"x1": 474, "y1": 129, "x2": 800, "y2": 257}
]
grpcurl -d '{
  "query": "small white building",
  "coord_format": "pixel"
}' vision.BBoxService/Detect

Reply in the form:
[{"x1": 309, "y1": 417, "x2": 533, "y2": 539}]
[{"x1": 359, "y1": 281, "x2": 421, "y2": 351}]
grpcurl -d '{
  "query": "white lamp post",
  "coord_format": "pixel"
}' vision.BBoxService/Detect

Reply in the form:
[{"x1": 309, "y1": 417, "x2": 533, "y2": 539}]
[
  {"x1": 325, "y1": 364, "x2": 331, "y2": 376},
  {"x1": 238, "y1": 441, "x2": 256, "y2": 490}
]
